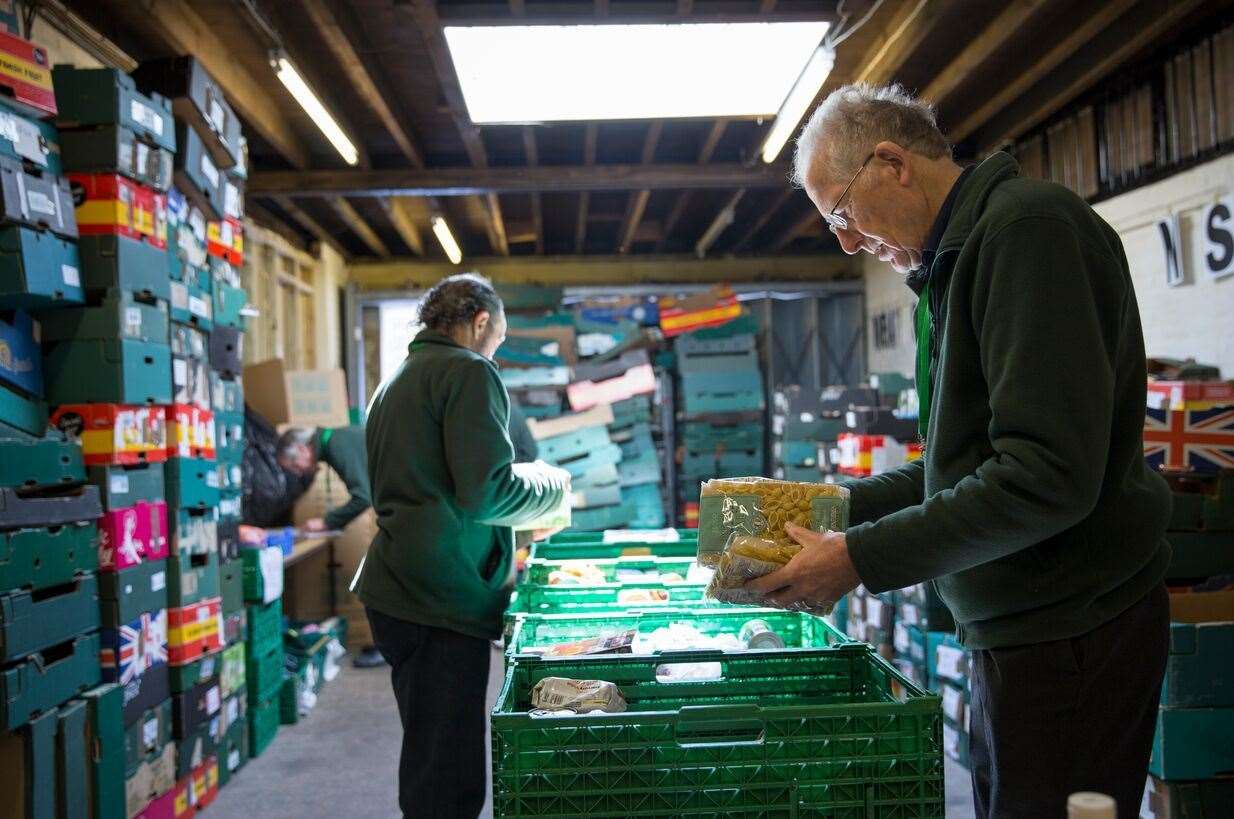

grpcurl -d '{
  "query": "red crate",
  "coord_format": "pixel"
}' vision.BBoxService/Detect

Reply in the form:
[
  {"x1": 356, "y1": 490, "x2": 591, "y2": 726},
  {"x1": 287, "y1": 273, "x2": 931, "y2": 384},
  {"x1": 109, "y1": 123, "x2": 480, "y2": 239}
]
[
  {"x1": 0, "y1": 29, "x2": 55, "y2": 117},
  {"x1": 51, "y1": 403, "x2": 168, "y2": 465},
  {"x1": 167, "y1": 597, "x2": 223, "y2": 666},
  {"x1": 69, "y1": 172, "x2": 168, "y2": 248},
  {"x1": 165, "y1": 404, "x2": 216, "y2": 460}
]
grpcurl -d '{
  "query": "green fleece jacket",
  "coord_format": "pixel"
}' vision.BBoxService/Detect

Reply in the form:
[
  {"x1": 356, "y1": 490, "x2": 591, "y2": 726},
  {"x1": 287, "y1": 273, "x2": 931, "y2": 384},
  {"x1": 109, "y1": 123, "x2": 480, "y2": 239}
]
[
  {"x1": 355, "y1": 329, "x2": 566, "y2": 640},
  {"x1": 845, "y1": 152, "x2": 1172, "y2": 650},
  {"x1": 315, "y1": 425, "x2": 371, "y2": 531}
]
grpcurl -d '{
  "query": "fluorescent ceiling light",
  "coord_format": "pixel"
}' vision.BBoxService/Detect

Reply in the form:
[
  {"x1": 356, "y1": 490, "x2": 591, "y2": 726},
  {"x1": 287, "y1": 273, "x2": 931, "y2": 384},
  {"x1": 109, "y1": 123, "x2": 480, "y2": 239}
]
[
  {"x1": 444, "y1": 22, "x2": 829, "y2": 123},
  {"x1": 272, "y1": 53, "x2": 359, "y2": 166},
  {"x1": 761, "y1": 44, "x2": 835, "y2": 164},
  {"x1": 432, "y1": 216, "x2": 463, "y2": 265}
]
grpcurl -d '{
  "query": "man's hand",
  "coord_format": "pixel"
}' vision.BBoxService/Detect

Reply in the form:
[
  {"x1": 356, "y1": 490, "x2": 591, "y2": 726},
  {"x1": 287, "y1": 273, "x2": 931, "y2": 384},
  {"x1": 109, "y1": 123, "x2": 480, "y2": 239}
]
[
  {"x1": 302, "y1": 517, "x2": 327, "y2": 533},
  {"x1": 531, "y1": 525, "x2": 566, "y2": 542},
  {"x1": 744, "y1": 522, "x2": 862, "y2": 610}
]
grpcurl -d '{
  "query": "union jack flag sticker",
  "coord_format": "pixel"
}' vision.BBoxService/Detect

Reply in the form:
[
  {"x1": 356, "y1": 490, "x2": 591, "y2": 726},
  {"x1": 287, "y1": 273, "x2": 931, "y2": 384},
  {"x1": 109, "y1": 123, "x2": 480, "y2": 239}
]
[
  {"x1": 1144, "y1": 405, "x2": 1234, "y2": 472},
  {"x1": 100, "y1": 609, "x2": 169, "y2": 684}
]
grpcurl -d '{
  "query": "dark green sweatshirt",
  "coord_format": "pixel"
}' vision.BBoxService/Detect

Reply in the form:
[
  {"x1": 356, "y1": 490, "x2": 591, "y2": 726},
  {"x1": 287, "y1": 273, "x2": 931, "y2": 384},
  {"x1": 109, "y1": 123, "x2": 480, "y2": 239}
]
[
  {"x1": 355, "y1": 329, "x2": 566, "y2": 640},
  {"x1": 845, "y1": 152, "x2": 1172, "y2": 650},
  {"x1": 315, "y1": 425, "x2": 371, "y2": 531}
]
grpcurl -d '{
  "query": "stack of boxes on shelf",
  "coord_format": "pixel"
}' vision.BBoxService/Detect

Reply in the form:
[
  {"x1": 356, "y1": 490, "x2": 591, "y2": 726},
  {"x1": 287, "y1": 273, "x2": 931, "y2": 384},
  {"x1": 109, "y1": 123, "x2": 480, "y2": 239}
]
[
  {"x1": 527, "y1": 404, "x2": 630, "y2": 532},
  {"x1": 674, "y1": 314, "x2": 765, "y2": 523},
  {"x1": 243, "y1": 541, "x2": 284, "y2": 760},
  {"x1": 933, "y1": 633, "x2": 972, "y2": 770},
  {"x1": 608, "y1": 393, "x2": 664, "y2": 529},
  {"x1": 772, "y1": 385, "x2": 844, "y2": 482},
  {"x1": 1140, "y1": 372, "x2": 1234, "y2": 817},
  {"x1": 830, "y1": 383, "x2": 922, "y2": 478}
]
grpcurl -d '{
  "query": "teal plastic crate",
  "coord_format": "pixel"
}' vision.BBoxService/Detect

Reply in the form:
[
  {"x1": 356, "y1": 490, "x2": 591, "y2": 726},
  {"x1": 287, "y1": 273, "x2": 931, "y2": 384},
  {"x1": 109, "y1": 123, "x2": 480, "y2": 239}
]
[
  {"x1": 528, "y1": 540, "x2": 697, "y2": 563},
  {"x1": 0, "y1": 225, "x2": 83, "y2": 311},
  {"x1": 507, "y1": 607, "x2": 848, "y2": 657},
  {"x1": 622, "y1": 483, "x2": 667, "y2": 529},
  {"x1": 523, "y1": 554, "x2": 697, "y2": 586},
  {"x1": 492, "y1": 646, "x2": 943, "y2": 818},
  {"x1": 617, "y1": 448, "x2": 660, "y2": 488},
  {"x1": 540, "y1": 425, "x2": 612, "y2": 465},
  {"x1": 681, "y1": 421, "x2": 764, "y2": 452},
  {"x1": 572, "y1": 502, "x2": 634, "y2": 532},
  {"x1": 677, "y1": 347, "x2": 760, "y2": 375},
  {"x1": 541, "y1": 528, "x2": 697, "y2": 545},
  {"x1": 0, "y1": 428, "x2": 86, "y2": 492},
  {"x1": 1162, "y1": 621, "x2": 1234, "y2": 708},
  {"x1": 557, "y1": 444, "x2": 623, "y2": 479},
  {"x1": 1150, "y1": 706, "x2": 1234, "y2": 780},
  {"x1": 43, "y1": 338, "x2": 172, "y2": 406}
]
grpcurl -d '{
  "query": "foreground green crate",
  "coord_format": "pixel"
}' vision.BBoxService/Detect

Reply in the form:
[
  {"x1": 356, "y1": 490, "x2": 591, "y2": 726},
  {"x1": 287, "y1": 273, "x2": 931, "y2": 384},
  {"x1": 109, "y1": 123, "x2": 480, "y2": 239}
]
[
  {"x1": 82, "y1": 684, "x2": 126, "y2": 819},
  {"x1": 544, "y1": 528, "x2": 698, "y2": 545},
  {"x1": 0, "y1": 430, "x2": 86, "y2": 492},
  {"x1": 522, "y1": 555, "x2": 697, "y2": 586},
  {"x1": 529, "y1": 538, "x2": 697, "y2": 563},
  {"x1": 247, "y1": 599, "x2": 283, "y2": 655},
  {"x1": 507, "y1": 607, "x2": 848, "y2": 657},
  {"x1": 248, "y1": 694, "x2": 279, "y2": 758},
  {"x1": 492, "y1": 646, "x2": 943, "y2": 818},
  {"x1": 507, "y1": 580, "x2": 712, "y2": 618}
]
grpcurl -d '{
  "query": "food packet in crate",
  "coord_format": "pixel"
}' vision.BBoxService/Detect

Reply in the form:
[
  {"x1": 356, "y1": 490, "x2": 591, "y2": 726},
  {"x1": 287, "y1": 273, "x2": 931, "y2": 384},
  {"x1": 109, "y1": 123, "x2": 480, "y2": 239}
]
[
  {"x1": 531, "y1": 677, "x2": 627, "y2": 714},
  {"x1": 696, "y1": 477, "x2": 849, "y2": 567},
  {"x1": 704, "y1": 534, "x2": 835, "y2": 616}
]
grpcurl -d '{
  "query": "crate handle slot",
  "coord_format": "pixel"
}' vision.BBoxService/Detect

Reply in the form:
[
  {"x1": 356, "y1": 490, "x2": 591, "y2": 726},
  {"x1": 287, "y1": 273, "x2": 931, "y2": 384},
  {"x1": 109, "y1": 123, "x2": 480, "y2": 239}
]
[{"x1": 675, "y1": 704, "x2": 764, "y2": 747}]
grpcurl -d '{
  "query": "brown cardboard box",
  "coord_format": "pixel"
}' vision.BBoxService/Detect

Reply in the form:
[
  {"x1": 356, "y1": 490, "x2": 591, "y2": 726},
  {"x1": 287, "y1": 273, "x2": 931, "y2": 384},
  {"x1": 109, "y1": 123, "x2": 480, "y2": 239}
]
[
  {"x1": 284, "y1": 466, "x2": 375, "y2": 648},
  {"x1": 242, "y1": 359, "x2": 350, "y2": 428},
  {"x1": 1168, "y1": 589, "x2": 1234, "y2": 623}
]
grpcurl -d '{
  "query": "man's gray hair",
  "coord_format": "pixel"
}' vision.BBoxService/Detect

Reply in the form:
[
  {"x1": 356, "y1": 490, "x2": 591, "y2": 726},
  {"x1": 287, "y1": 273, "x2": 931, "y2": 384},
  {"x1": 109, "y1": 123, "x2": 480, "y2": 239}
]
[
  {"x1": 791, "y1": 83, "x2": 951, "y2": 188},
  {"x1": 276, "y1": 427, "x2": 314, "y2": 462}
]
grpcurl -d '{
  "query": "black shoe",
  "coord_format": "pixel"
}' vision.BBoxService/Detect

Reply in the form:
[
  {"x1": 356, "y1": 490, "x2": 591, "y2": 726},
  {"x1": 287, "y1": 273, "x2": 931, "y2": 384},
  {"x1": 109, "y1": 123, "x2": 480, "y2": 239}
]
[{"x1": 352, "y1": 646, "x2": 386, "y2": 668}]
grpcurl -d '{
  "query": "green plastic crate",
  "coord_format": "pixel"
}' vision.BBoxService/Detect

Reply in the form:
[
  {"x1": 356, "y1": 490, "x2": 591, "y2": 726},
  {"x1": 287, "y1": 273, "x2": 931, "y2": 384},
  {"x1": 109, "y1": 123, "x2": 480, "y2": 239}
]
[
  {"x1": 529, "y1": 539, "x2": 697, "y2": 562},
  {"x1": 279, "y1": 672, "x2": 301, "y2": 725},
  {"x1": 247, "y1": 642, "x2": 284, "y2": 706},
  {"x1": 246, "y1": 599, "x2": 283, "y2": 655},
  {"x1": 523, "y1": 555, "x2": 698, "y2": 586},
  {"x1": 492, "y1": 645, "x2": 943, "y2": 818},
  {"x1": 247, "y1": 694, "x2": 279, "y2": 759},
  {"x1": 545, "y1": 528, "x2": 697, "y2": 544},
  {"x1": 507, "y1": 581, "x2": 714, "y2": 619},
  {"x1": 507, "y1": 607, "x2": 848, "y2": 658}
]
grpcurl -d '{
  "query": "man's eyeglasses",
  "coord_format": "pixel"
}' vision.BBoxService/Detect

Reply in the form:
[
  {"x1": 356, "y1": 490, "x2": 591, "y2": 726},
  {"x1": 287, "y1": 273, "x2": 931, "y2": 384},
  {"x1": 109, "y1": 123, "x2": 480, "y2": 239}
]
[{"x1": 823, "y1": 151, "x2": 875, "y2": 232}]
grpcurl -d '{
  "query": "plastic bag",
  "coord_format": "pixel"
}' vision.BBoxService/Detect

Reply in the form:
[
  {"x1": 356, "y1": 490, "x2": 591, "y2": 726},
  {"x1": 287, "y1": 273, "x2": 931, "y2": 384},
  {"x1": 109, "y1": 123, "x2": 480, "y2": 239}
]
[
  {"x1": 704, "y1": 533, "x2": 834, "y2": 616},
  {"x1": 697, "y1": 477, "x2": 848, "y2": 567}
]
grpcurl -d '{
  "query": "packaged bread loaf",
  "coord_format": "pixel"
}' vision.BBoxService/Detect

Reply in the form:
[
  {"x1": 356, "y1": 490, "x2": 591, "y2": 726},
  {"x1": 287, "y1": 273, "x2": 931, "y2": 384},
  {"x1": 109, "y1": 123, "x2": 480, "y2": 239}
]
[{"x1": 696, "y1": 477, "x2": 849, "y2": 567}]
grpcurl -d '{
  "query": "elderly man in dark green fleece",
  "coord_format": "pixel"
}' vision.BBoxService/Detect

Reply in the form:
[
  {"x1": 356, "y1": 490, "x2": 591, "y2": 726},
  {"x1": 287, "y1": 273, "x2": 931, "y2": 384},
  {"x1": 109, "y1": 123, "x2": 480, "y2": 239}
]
[
  {"x1": 355, "y1": 273, "x2": 569, "y2": 819},
  {"x1": 748, "y1": 84, "x2": 1171, "y2": 818},
  {"x1": 276, "y1": 425, "x2": 371, "y2": 533}
]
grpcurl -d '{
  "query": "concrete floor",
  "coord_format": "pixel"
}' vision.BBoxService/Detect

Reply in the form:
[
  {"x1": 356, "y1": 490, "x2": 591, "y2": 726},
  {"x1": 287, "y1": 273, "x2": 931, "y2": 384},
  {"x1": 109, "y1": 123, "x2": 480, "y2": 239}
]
[{"x1": 210, "y1": 647, "x2": 978, "y2": 819}]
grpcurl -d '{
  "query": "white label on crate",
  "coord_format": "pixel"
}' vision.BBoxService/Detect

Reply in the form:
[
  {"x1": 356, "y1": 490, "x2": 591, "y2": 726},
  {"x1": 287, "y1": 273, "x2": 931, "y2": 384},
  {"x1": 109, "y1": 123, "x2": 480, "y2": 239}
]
[
  {"x1": 200, "y1": 151, "x2": 220, "y2": 189},
  {"x1": 110, "y1": 474, "x2": 130, "y2": 494},
  {"x1": 208, "y1": 99, "x2": 227, "y2": 134},
  {"x1": 202, "y1": 656, "x2": 216, "y2": 677},
  {"x1": 865, "y1": 597, "x2": 887, "y2": 629},
  {"x1": 151, "y1": 571, "x2": 166, "y2": 592},
  {"x1": 224, "y1": 182, "x2": 241, "y2": 219},
  {"x1": 942, "y1": 684, "x2": 965, "y2": 724},
  {"x1": 125, "y1": 307, "x2": 143, "y2": 335},
  {"x1": 130, "y1": 99, "x2": 164, "y2": 136},
  {"x1": 26, "y1": 189, "x2": 56, "y2": 216},
  {"x1": 936, "y1": 645, "x2": 968, "y2": 683},
  {"x1": 206, "y1": 470, "x2": 220, "y2": 488},
  {"x1": 135, "y1": 142, "x2": 150, "y2": 175},
  {"x1": 170, "y1": 281, "x2": 188, "y2": 310},
  {"x1": 893, "y1": 621, "x2": 910, "y2": 654},
  {"x1": 10, "y1": 116, "x2": 46, "y2": 167},
  {"x1": 173, "y1": 358, "x2": 187, "y2": 384},
  {"x1": 226, "y1": 698, "x2": 239, "y2": 723},
  {"x1": 143, "y1": 718, "x2": 158, "y2": 747},
  {"x1": 0, "y1": 112, "x2": 16, "y2": 145},
  {"x1": 189, "y1": 295, "x2": 210, "y2": 319},
  {"x1": 846, "y1": 410, "x2": 857, "y2": 428},
  {"x1": 189, "y1": 208, "x2": 207, "y2": 241},
  {"x1": 220, "y1": 220, "x2": 234, "y2": 244},
  {"x1": 228, "y1": 750, "x2": 240, "y2": 771},
  {"x1": 205, "y1": 686, "x2": 220, "y2": 715},
  {"x1": 259, "y1": 546, "x2": 284, "y2": 603}
]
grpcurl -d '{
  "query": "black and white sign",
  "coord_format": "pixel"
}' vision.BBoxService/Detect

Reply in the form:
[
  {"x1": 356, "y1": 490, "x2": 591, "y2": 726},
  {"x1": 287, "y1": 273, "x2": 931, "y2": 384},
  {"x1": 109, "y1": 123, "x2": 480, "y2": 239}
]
[
  {"x1": 1202, "y1": 195, "x2": 1234, "y2": 281},
  {"x1": 1157, "y1": 213, "x2": 1185, "y2": 288}
]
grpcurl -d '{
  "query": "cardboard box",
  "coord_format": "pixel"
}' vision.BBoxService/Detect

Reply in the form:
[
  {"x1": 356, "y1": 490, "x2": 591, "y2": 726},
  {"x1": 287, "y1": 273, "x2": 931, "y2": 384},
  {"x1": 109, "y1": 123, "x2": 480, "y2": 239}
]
[
  {"x1": 0, "y1": 632, "x2": 101, "y2": 731},
  {"x1": 0, "y1": 155, "x2": 77, "y2": 239},
  {"x1": 170, "y1": 648, "x2": 221, "y2": 696},
  {"x1": 206, "y1": 218, "x2": 242, "y2": 266},
  {"x1": 1144, "y1": 405, "x2": 1234, "y2": 473},
  {"x1": 82, "y1": 683, "x2": 127, "y2": 819},
  {"x1": 0, "y1": 428, "x2": 86, "y2": 493},
  {"x1": 0, "y1": 224, "x2": 82, "y2": 311},
  {"x1": 100, "y1": 609, "x2": 168, "y2": 686},
  {"x1": 505, "y1": 323, "x2": 578, "y2": 366},
  {"x1": 43, "y1": 338, "x2": 173, "y2": 406},
  {"x1": 0, "y1": 484, "x2": 102, "y2": 530},
  {"x1": 165, "y1": 405, "x2": 215, "y2": 460},
  {"x1": 0, "y1": 521, "x2": 97, "y2": 595},
  {"x1": 172, "y1": 122, "x2": 223, "y2": 221},
  {"x1": 168, "y1": 280, "x2": 212, "y2": 333},
  {"x1": 125, "y1": 740, "x2": 175, "y2": 819},
  {"x1": 0, "y1": 29, "x2": 55, "y2": 118},
  {"x1": 1147, "y1": 379, "x2": 1234, "y2": 411},
  {"x1": 567, "y1": 363, "x2": 656, "y2": 412},
  {"x1": 76, "y1": 234, "x2": 169, "y2": 302},
  {"x1": 169, "y1": 506, "x2": 218, "y2": 558},
  {"x1": 0, "y1": 308, "x2": 41, "y2": 397},
  {"x1": 0, "y1": 97, "x2": 61, "y2": 174},
  {"x1": 0, "y1": 707, "x2": 56, "y2": 818},
  {"x1": 123, "y1": 698, "x2": 172, "y2": 778},
  {"x1": 164, "y1": 458, "x2": 220, "y2": 512},
  {"x1": 99, "y1": 559, "x2": 168, "y2": 626},
  {"x1": 58, "y1": 125, "x2": 174, "y2": 192},
  {"x1": 130, "y1": 56, "x2": 242, "y2": 170},
  {"x1": 242, "y1": 359, "x2": 348, "y2": 428},
  {"x1": 1168, "y1": 589, "x2": 1234, "y2": 623},
  {"x1": 657, "y1": 287, "x2": 741, "y2": 337},
  {"x1": 53, "y1": 404, "x2": 168, "y2": 466},
  {"x1": 1150, "y1": 706, "x2": 1234, "y2": 780},
  {"x1": 206, "y1": 326, "x2": 242, "y2": 380},
  {"x1": 52, "y1": 66, "x2": 174, "y2": 151},
  {"x1": 171, "y1": 673, "x2": 220, "y2": 740},
  {"x1": 118, "y1": 664, "x2": 170, "y2": 731},
  {"x1": 174, "y1": 715, "x2": 220, "y2": 780},
  {"x1": 167, "y1": 599, "x2": 222, "y2": 666},
  {"x1": 1142, "y1": 776, "x2": 1234, "y2": 819},
  {"x1": 171, "y1": 354, "x2": 210, "y2": 411},
  {"x1": 40, "y1": 289, "x2": 170, "y2": 346},
  {"x1": 166, "y1": 551, "x2": 220, "y2": 609},
  {"x1": 526, "y1": 403, "x2": 614, "y2": 441},
  {"x1": 69, "y1": 173, "x2": 167, "y2": 248},
  {"x1": 99, "y1": 501, "x2": 169, "y2": 572}
]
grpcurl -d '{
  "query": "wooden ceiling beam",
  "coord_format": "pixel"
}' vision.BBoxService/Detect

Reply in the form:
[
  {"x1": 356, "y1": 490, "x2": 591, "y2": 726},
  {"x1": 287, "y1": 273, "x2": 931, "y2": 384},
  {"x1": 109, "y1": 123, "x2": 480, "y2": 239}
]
[
  {"x1": 405, "y1": 0, "x2": 508, "y2": 255},
  {"x1": 245, "y1": 199, "x2": 308, "y2": 251},
  {"x1": 332, "y1": 198, "x2": 391, "y2": 258},
  {"x1": 575, "y1": 124, "x2": 598, "y2": 254},
  {"x1": 380, "y1": 197, "x2": 425, "y2": 256},
  {"x1": 270, "y1": 195, "x2": 350, "y2": 259},
  {"x1": 618, "y1": 122, "x2": 664, "y2": 255},
  {"x1": 769, "y1": 206, "x2": 821, "y2": 252},
  {"x1": 731, "y1": 188, "x2": 795, "y2": 252},
  {"x1": 301, "y1": 0, "x2": 425, "y2": 168},
  {"x1": 656, "y1": 119, "x2": 729, "y2": 252},
  {"x1": 522, "y1": 127, "x2": 544, "y2": 254},
  {"x1": 107, "y1": 0, "x2": 310, "y2": 168},
  {"x1": 853, "y1": 0, "x2": 947, "y2": 86},
  {"x1": 919, "y1": 0, "x2": 1050, "y2": 106},
  {"x1": 947, "y1": 0, "x2": 1136, "y2": 142},
  {"x1": 351, "y1": 253, "x2": 857, "y2": 290},
  {"x1": 695, "y1": 188, "x2": 746, "y2": 257}
]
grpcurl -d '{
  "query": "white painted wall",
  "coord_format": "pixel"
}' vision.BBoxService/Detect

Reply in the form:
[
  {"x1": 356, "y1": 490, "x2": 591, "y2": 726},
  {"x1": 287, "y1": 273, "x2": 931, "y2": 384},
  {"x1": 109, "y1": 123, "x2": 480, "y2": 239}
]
[
  {"x1": 1091, "y1": 153, "x2": 1234, "y2": 375},
  {"x1": 861, "y1": 152, "x2": 1234, "y2": 379},
  {"x1": 862, "y1": 253, "x2": 917, "y2": 378}
]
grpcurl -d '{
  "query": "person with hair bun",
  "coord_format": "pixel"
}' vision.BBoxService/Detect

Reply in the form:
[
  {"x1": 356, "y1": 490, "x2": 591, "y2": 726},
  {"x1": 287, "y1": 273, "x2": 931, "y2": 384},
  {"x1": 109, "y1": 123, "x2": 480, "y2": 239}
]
[{"x1": 354, "y1": 273, "x2": 570, "y2": 818}]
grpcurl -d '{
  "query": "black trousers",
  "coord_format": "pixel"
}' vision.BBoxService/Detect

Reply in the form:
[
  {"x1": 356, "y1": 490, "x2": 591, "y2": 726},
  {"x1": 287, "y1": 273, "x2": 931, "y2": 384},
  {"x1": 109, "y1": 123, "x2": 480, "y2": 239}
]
[
  {"x1": 367, "y1": 607, "x2": 491, "y2": 819},
  {"x1": 969, "y1": 585, "x2": 1169, "y2": 819}
]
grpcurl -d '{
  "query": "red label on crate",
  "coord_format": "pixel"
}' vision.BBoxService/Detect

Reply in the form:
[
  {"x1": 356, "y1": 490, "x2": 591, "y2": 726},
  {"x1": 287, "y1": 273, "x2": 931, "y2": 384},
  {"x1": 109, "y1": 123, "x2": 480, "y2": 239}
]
[
  {"x1": 51, "y1": 403, "x2": 169, "y2": 465},
  {"x1": 164, "y1": 404, "x2": 217, "y2": 459},
  {"x1": 658, "y1": 287, "x2": 741, "y2": 337},
  {"x1": 0, "y1": 29, "x2": 54, "y2": 117},
  {"x1": 69, "y1": 173, "x2": 168, "y2": 248},
  {"x1": 206, "y1": 218, "x2": 242, "y2": 265}
]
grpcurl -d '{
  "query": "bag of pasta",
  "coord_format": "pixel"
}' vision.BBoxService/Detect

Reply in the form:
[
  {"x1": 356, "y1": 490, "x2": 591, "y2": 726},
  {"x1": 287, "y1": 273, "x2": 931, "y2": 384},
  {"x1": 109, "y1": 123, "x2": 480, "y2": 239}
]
[
  {"x1": 704, "y1": 533, "x2": 834, "y2": 615},
  {"x1": 696, "y1": 477, "x2": 849, "y2": 567}
]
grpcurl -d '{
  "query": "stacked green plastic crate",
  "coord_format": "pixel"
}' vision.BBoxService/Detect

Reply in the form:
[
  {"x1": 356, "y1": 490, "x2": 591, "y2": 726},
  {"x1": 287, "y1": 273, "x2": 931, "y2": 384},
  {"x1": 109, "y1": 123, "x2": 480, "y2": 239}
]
[
  {"x1": 241, "y1": 545, "x2": 284, "y2": 758},
  {"x1": 772, "y1": 385, "x2": 844, "y2": 482},
  {"x1": 497, "y1": 528, "x2": 945, "y2": 817},
  {"x1": 608, "y1": 394, "x2": 665, "y2": 529}
]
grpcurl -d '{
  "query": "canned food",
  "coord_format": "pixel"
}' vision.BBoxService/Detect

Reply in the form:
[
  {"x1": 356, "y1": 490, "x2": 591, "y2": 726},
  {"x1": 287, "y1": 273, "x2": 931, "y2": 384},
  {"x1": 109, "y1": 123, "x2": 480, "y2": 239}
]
[{"x1": 739, "y1": 619, "x2": 785, "y2": 649}]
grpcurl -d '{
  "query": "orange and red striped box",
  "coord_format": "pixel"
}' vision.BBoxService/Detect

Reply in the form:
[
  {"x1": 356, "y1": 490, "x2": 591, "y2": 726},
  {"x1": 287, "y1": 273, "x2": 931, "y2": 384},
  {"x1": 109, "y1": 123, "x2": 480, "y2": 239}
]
[
  {"x1": 658, "y1": 287, "x2": 741, "y2": 337},
  {"x1": 167, "y1": 597, "x2": 223, "y2": 666},
  {"x1": 69, "y1": 172, "x2": 168, "y2": 248},
  {"x1": 206, "y1": 218, "x2": 242, "y2": 265},
  {"x1": 0, "y1": 29, "x2": 54, "y2": 117},
  {"x1": 51, "y1": 403, "x2": 168, "y2": 465},
  {"x1": 165, "y1": 404, "x2": 216, "y2": 460}
]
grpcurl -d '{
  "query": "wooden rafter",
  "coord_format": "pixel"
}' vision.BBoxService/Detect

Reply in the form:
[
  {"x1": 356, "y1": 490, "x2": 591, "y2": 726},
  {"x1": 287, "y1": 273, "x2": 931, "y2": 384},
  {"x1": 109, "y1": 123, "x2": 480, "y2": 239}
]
[
  {"x1": 769, "y1": 206, "x2": 820, "y2": 253},
  {"x1": 333, "y1": 199, "x2": 391, "y2": 258},
  {"x1": 575, "y1": 123, "x2": 599, "y2": 253},
  {"x1": 301, "y1": 0, "x2": 425, "y2": 168},
  {"x1": 948, "y1": 0, "x2": 1135, "y2": 141},
  {"x1": 380, "y1": 198, "x2": 425, "y2": 256},
  {"x1": 656, "y1": 119, "x2": 728, "y2": 252},
  {"x1": 522, "y1": 127, "x2": 544, "y2": 254},
  {"x1": 405, "y1": 0, "x2": 509, "y2": 255},
  {"x1": 731, "y1": 189, "x2": 794, "y2": 252},
  {"x1": 618, "y1": 121, "x2": 663, "y2": 254},
  {"x1": 853, "y1": 0, "x2": 946, "y2": 86},
  {"x1": 105, "y1": 0, "x2": 310, "y2": 168},
  {"x1": 919, "y1": 0, "x2": 1050, "y2": 106},
  {"x1": 245, "y1": 199, "x2": 308, "y2": 251},
  {"x1": 695, "y1": 189, "x2": 746, "y2": 257},
  {"x1": 270, "y1": 196, "x2": 350, "y2": 258}
]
